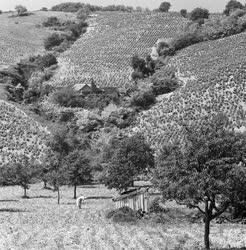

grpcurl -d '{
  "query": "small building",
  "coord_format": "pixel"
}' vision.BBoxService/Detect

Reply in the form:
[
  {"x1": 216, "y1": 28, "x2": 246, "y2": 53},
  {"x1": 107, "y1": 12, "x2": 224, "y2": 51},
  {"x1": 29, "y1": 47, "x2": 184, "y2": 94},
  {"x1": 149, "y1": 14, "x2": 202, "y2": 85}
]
[
  {"x1": 74, "y1": 83, "x2": 92, "y2": 95},
  {"x1": 113, "y1": 188, "x2": 150, "y2": 212}
]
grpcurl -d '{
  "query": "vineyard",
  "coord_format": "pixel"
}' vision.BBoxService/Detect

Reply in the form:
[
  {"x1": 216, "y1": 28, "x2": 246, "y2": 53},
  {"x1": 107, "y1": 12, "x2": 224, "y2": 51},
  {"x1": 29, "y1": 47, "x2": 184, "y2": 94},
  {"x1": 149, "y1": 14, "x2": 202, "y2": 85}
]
[
  {"x1": 132, "y1": 32, "x2": 246, "y2": 149},
  {"x1": 0, "y1": 11, "x2": 75, "y2": 69},
  {"x1": 51, "y1": 11, "x2": 187, "y2": 88},
  {"x1": 0, "y1": 100, "x2": 49, "y2": 166}
]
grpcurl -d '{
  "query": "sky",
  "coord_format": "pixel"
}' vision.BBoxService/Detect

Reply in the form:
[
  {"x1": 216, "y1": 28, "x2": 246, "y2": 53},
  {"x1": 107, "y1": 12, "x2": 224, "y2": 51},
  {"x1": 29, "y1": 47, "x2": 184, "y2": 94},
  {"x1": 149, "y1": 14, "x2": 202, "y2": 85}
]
[{"x1": 0, "y1": 0, "x2": 245, "y2": 13}]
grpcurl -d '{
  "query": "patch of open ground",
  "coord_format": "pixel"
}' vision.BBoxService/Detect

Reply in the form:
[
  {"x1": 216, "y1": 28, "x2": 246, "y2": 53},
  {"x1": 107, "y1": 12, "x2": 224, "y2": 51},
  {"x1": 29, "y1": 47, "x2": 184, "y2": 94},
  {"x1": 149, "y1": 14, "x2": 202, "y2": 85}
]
[{"x1": 0, "y1": 183, "x2": 245, "y2": 249}]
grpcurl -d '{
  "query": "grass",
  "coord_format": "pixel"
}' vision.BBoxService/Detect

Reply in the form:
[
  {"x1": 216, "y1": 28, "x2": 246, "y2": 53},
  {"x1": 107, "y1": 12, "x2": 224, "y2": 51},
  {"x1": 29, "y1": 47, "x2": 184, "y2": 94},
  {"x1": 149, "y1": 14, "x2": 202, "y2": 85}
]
[
  {"x1": 0, "y1": 11, "x2": 75, "y2": 67},
  {"x1": 0, "y1": 183, "x2": 246, "y2": 249}
]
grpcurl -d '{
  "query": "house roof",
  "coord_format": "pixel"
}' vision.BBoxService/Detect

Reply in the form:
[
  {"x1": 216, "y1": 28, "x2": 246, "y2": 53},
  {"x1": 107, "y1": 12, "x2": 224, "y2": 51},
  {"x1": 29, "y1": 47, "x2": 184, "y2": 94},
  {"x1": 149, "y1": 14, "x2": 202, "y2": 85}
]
[
  {"x1": 73, "y1": 83, "x2": 91, "y2": 92},
  {"x1": 113, "y1": 188, "x2": 149, "y2": 202}
]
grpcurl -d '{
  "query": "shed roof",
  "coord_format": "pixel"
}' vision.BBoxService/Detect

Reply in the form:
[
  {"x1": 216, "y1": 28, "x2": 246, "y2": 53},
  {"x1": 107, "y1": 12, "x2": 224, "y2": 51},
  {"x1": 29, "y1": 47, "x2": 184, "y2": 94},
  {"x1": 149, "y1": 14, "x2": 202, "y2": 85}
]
[
  {"x1": 74, "y1": 83, "x2": 91, "y2": 91},
  {"x1": 113, "y1": 188, "x2": 149, "y2": 202}
]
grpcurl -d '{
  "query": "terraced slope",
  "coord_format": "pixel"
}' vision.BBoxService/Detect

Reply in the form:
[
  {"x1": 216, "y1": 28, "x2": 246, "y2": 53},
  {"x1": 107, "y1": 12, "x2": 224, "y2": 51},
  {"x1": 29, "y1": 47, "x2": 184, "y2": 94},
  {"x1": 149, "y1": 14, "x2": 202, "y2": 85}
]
[
  {"x1": 0, "y1": 101, "x2": 49, "y2": 166},
  {"x1": 132, "y1": 32, "x2": 246, "y2": 149},
  {"x1": 52, "y1": 11, "x2": 187, "y2": 88},
  {"x1": 0, "y1": 11, "x2": 75, "y2": 69}
]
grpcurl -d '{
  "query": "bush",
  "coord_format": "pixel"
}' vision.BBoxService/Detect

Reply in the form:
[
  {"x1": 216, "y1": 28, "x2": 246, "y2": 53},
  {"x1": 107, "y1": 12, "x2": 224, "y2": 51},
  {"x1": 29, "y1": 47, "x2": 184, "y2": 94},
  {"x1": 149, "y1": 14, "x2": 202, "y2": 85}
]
[
  {"x1": 180, "y1": 9, "x2": 187, "y2": 18},
  {"x1": 230, "y1": 8, "x2": 246, "y2": 18},
  {"x1": 224, "y1": 0, "x2": 244, "y2": 16},
  {"x1": 152, "y1": 77, "x2": 179, "y2": 96},
  {"x1": 43, "y1": 16, "x2": 60, "y2": 27},
  {"x1": 44, "y1": 33, "x2": 64, "y2": 50},
  {"x1": 149, "y1": 197, "x2": 167, "y2": 214},
  {"x1": 41, "y1": 7, "x2": 48, "y2": 11},
  {"x1": 0, "y1": 10, "x2": 2, "y2": 14},
  {"x1": 159, "y1": 2, "x2": 171, "y2": 12},
  {"x1": 77, "y1": 8, "x2": 89, "y2": 20},
  {"x1": 171, "y1": 31, "x2": 203, "y2": 51},
  {"x1": 106, "y1": 207, "x2": 138, "y2": 223},
  {"x1": 131, "y1": 71, "x2": 144, "y2": 81},
  {"x1": 190, "y1": 8, "x2": 209, "y2": 22},
  {"x1": 52, "y1": 87, "x2": 85, "y2": 107},
  {"x1": 131, "y1": 90, "x2": 156, "y2": 109},
  {"x1": 35, "y1": 54, "x2": 57, "y2": 69},
  {"x1": 15, "y1": 5, "x2": 27, "y2": 16}
]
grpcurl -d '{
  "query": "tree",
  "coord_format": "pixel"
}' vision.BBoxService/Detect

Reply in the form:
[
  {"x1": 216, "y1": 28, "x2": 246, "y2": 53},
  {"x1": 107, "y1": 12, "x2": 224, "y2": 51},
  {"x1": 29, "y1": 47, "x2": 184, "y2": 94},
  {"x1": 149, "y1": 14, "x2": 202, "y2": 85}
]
[
  {"x1": 159, "y1": 2, "x2": 171, "y2": 12},
  {"x1": 44, "y1": 33, "x2": 64, "y2": 50},
  {"x1": 45, "y1": 127, "x2": 71, "y2": 204},
  {"x1": 190, "y1": 7, "x2": 210, "y2": 22},
  {"x1": 64, "y1": 150, "x2": 92, "y2": 199},
  {"x1": 224, "y1": 0, "x2": 244, "y2": 15},
  {"x1": 2, "y1": 155, "x2": 38, "y2": 198},
  {"x1": 154, "y1": 114, "x2": 246, "y2": 249},
  {"x1": 180, "y1": 9, "x2": 187, "y2": 18},
  {"x1": 77, "y1": 8, "x2": 89, "y2": 20},
  {"x1": 104, "y1": 134, "x2": 154, "y2": 191},
  {"x1": 15, "y1": 5, "x2": 27, "y2": 16}
]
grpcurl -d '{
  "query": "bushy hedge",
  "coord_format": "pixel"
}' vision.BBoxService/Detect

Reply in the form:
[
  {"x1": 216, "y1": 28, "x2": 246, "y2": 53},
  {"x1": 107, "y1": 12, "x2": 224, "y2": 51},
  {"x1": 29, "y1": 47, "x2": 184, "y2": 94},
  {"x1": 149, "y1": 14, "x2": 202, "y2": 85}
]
[
  {"x1": 131, "y1": 90, "x2": 156, "y2": 109},
  {"x1": 44, "y1": 33, "x2": 64, "y2": 50},
  {"x1": 43, "y1": 16, "x2": 60, "y2": 27}
]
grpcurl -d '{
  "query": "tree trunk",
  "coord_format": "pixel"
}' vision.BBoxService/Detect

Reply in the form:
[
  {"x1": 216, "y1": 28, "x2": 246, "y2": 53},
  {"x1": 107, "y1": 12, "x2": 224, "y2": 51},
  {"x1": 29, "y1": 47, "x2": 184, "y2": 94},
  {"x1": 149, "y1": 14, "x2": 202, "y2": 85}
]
[
  {"x1": 24, "y1": 187, "x2": 27, "y2": 198},
  {"x1": 43, "y1": 180, "x2": 47, "y2": 189},
  {"x1": 204, "y1": 200, "x2": 210, "y2": 249},
  {"x1": 74, "y1": 185, "x2": 77, "y2": 199},
  {"x1": 57, "y1": 186, "x2": 60, "y2": 205}
]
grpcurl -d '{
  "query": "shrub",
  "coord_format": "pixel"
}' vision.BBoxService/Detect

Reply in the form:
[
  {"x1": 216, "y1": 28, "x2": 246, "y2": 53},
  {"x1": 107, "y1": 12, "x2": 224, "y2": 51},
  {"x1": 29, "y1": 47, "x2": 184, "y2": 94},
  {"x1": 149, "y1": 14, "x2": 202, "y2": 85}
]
[
  {"x1": 0, "y1": 10, "x2": 2, "y2": 14},
  {"x1": 36, "y1": 54, "x2": 57, "y2": 69},
  {"x1": 180, "y1": 9, "x2": 187, "y2": 18},
  {"x1": 15, "y1": 5, "x2": 27, "y2": 16},
  {"x1": 77, "y1": 8, "x2": 89, "y2": 20},
  {"x1": 224, "y1": 0, "x2": 244, "y2": 16},
  {"x1": 152, "y1": 77, "x2": 179, "y2": 96},
  {"x1": 44, "y1": 33, "x2": 64, "y2": 50},
  {"x1": 230, "y1": 8, "x2": 246, "y2": 18},
  {"x1": 171, "y1": 31, "x2": 203, "y2": 51},
  {"x1": 149, "y1": 197, "x2": 167, "y2": 214},
  {"x1": 41, "y1": 7, "x2": 48, "y2": 11},
  {"x1": 131, "y1": 90, "x2": 156, "y2": 109},
  {"x1": 43, "y1": 16, "x2": 60, "y2": 27},
  {"x1": 159, "y1": 2, "x2": 171, "y2": 12},
  {"x1": 52, "y1": 87, "x2": 85, "y2": 107},
  {"x1": 190, "y1": 8, "x2": 209, "y2": 22},
  {"x1": 106, "y1": 207, "x2": 138, "y2": 223},
  {"x1": 131, "y1": 71, "x2": 144, "y2": 80}
]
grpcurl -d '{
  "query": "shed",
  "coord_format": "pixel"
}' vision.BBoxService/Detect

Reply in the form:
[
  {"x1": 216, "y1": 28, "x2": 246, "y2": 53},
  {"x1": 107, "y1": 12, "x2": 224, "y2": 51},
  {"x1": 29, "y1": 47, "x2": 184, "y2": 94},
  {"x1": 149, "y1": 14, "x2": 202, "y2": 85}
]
[
  {"x1": 74, "y1": 83, "x2": 92, "y2": 94},
  {"x1": 113, "y1": 188, "x2": 150, "y2": 212}
]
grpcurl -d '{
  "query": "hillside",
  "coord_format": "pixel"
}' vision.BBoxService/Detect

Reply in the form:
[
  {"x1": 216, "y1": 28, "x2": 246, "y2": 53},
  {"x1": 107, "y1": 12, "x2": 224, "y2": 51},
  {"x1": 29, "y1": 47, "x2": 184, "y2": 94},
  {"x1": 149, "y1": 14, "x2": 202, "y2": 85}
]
[
  {"x1": 132, "y1": 32, "x2": 246, "y2": 149},
  {"x1": 51, "y1": 11, "x2": 187, "y2": 88},
  {"x1": 0, "y1": 11, "x2": 75, "y2": 69},
  {"x1": 0, "y1": 100, "x2": 49, "y2": 166}
]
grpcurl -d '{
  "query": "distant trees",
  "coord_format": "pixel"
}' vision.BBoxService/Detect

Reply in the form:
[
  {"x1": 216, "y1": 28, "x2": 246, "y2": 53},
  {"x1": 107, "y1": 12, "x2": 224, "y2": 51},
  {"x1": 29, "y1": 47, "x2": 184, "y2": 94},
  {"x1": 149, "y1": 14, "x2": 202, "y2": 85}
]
[
  {"x1": 15, "y1": 5, "x2": 27, "y2": 16},
  {"x1": 103, "y1": 134, "x2": 154, "y2": 191},
  {"x1": 224, "y1": 0, "x2": 244, "y2": 16},
  {"x1": 190, "y1": 7, "x2": 210, "y2": 23},
  {"x1": 159, "y1": 2, "x2": 171, "y2": 12},
  {"x1": 180, "y1": 9, "x2": 187, "y2": 18},
  {"x1": 154, "y1": 114, "x2": 246, "y2": 249},
  {"x1": 40, "y1": 7, "x2": 48, "y2": 11}
]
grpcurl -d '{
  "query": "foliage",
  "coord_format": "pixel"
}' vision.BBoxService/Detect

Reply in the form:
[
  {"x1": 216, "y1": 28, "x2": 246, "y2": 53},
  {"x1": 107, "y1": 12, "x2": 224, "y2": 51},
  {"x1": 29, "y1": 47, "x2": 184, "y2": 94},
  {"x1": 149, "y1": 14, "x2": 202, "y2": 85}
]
[
  {"x1": 104, "y1": 134, "x2": 154, "y2": 191},
  {"x1": 149, "y1": 197, "x2": 166, "y2": 214},
  {"x1": 180, "y1": 9, "x2": 188, "y2": 18},
  {"x1": 64, "y1": 150, "x2": 92, "y2": 198},
  {"x1": 15, "y1": 5, "x2": 27, "y2": 16},
  {"x1": 44, "y1": 33, "x2": 64, "y2": 50},
  {"x1": 41, "y1": 7, "x2": 48, "y2": 11},
  {"x1": 130, "y1": 90, "x2": 156, "y2": 109},
  {"x1": 106, "y1": 207, "x2": 139, "y2": 223},
  {"x1": 77, "y1": 8, "x2": 90, "y2": 20},
  {"x1": 153, "y1": 114, "x2": 246, "y2": 249},
  {"x1": 190, "y1": 8, "x2": 210, "y2": 22},
  {"x1": 159, "y1": 2, "x2": 171, "y2": 13},
  {"x1": 43, "y1": 16, "x2": 60, "y2": 27},
  {"x1": 224, "y1": 0, "x2": 244, "y2": 16},
  {"x1": 1, "y1": 155, "x2": 38, "y2": 198}
]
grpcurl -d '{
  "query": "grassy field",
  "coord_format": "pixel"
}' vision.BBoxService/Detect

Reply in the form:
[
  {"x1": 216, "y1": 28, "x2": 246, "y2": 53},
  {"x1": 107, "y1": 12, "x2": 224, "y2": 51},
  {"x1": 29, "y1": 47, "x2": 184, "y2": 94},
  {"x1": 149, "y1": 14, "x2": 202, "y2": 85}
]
[
  {"x1": 0, "y1": 183, "x2": 246, "y2": 249},
  {"x1": 0, "y1": 11, "x2": 75, "y2": 69}
]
